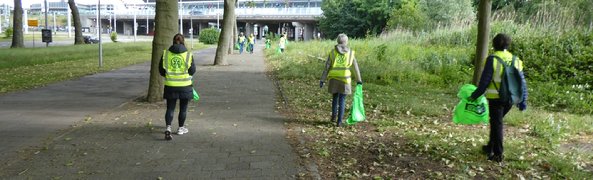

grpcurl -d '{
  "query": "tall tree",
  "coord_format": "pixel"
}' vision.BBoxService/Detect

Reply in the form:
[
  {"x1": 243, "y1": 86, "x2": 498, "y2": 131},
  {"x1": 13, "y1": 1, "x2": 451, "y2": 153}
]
[
  {"x1": 147, "y1": 0, "x2": 178, "y2": 102},
  {"x1": 228, "y1": 0, "x2": 238, "y2": 54},
  {"x1": 68, "y1": 0, "x2": 84, "y2": 44},
  {"x1": 10, "y1": 0, "x2": 24, "y2": 48},
  {"x1": 472, "y1": 0, "x2": 492, "y2": 85},
  {"x1": 319, "y1": 0, "x2": 393, "y2": 39},
  {"x1": 214, "y1": 0, "x2": 235, "y2": 65}
]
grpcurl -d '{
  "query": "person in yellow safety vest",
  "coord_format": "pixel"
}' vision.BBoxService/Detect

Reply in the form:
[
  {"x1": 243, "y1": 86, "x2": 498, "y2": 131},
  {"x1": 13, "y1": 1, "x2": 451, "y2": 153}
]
[
  {"x1": 469, "y1": 33, "x2": 528, "y2": 162},
  {"x1": 238, "y1": 32, "x2": 246, "y2": 54},
  {"x1": 248, "y1": 33, "x2": 255, "y2": 54},
  {"x1": 279, "y1": 34, "x2": 287, "y2": 53},
  {"x1": 158, "y1": 33, "x2": 196, "y2": 140},
  {"x1": 319, "y1": 33, "x2": 363, "y2": 127}
]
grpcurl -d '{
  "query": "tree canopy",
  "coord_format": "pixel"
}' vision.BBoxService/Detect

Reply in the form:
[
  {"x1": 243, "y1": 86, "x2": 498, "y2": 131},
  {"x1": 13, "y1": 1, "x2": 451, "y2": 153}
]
[{"x1": 318, "y1": 0, "x2": 393, "y2": 39}]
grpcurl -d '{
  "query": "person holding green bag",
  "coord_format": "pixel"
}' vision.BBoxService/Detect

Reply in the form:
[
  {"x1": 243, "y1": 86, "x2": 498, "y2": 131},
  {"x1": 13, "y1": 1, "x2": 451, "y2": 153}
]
[
  {"x1": 469, "y1": 33, "x2": 528, "y2": 162},
  {"x1": 320, "y1": 33, "x2": 363, "y2": 127},
  {"x1": 159, "y1": 33, "x2": 196, "y2": 140}
]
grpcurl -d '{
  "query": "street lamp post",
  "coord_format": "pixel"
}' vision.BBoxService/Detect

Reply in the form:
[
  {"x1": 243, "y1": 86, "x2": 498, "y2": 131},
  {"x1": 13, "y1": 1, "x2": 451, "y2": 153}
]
[
  {"x1": 133, "y1": 6, "x2": 137, "y2": 42},
  {"x1": 99, "y1": 0, "x2": 103, "y2": 68},
  {"x1": 45, "y1": 0, "x2": 49, "y2": 47},
  {"x1": 67, "y1": 7, "x2": 71, "y2": 37},
  {"x1": 53, "y1": 12, "x2": 56, "y2": 35},
  {"x1": 179, "y1": 0, "x2": 183, "y2": 34},
  {"x1": 216, "y1": 1, "x2": 219, "y2": 30}
]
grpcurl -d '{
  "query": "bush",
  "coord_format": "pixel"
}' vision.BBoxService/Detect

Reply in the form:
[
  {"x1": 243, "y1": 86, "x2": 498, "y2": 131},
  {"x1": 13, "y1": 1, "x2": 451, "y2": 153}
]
[
  {"x1": 199, "y1": 28, "x2": 219, "y2": 44},
  {"x1": 110, "y1": 32, "x2": 117, "y2": 42},
  {"x1": 4, "y1": 27, "x2": 13, "y2": 38}
]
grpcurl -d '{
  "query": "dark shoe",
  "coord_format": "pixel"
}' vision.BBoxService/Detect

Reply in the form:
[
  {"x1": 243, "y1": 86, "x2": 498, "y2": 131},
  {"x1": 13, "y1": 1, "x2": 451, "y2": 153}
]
[
  {"x1": 488, "y1": 154, "x2": 503, "y2": 162},
  {"x1": 482, "y1": 145, "x2": 492, "y2": 155},
  {"x1": 164, "y1": 130, "x2": 172, "y2": 141}
]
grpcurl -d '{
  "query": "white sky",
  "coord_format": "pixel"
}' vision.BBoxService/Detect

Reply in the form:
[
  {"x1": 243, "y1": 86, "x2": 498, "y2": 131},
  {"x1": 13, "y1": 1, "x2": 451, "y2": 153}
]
[{"x1": 0, "y1": 0, "x2": 145, "y2": 7}]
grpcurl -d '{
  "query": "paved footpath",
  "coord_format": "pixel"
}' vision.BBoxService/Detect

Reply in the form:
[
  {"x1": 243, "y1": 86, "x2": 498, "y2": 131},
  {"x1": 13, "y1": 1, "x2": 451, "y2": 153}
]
[{"x1": 0, "y1": 45, "x2": 300, "y2": 179}]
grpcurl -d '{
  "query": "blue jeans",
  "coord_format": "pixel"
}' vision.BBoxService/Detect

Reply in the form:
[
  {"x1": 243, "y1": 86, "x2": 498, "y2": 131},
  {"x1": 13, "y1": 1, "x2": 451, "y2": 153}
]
[
  {"x1": 249, "y1": 44, "x2": 254, "y2": 53},
  {"x1": 332, "y1": 93, "x2": 346, "y2": 126},
  {"x1": 239, "y1": 43, "x2": 245, "y2": 54}
]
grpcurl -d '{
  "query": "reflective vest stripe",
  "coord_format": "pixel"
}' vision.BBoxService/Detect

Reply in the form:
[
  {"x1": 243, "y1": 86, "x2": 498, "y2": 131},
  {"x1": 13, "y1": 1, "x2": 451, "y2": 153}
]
[
  {"x1": 162, "y1": 50, "x2": 192, "y2": 87},
  {"x1": 166, "y1": 78, "x2": 192, "y2": 82},
  {"x1": 184, "y1": 51, "x2": 190, "y2": 68},
  {"x1": 163, "y1": 50, "x2": 169, "y2": 74},
  {"x1": 332, "y1": 67, "x2": 350, "y2": 70},
  {"x1": 486, "y1": 55, "x2": 518, "y2": 99},
  {"x1": 167, "y1": 72, "x2": 188, "y2": 75},
  {"x1": 327, "y1": 50, "x2": 354, "y2": 84}
]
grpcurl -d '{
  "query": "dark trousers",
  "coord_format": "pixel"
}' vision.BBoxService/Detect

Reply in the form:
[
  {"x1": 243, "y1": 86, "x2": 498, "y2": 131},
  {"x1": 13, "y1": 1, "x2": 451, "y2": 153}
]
[
  {"x1": 332, "y1": 93, "x2": 346, "y2": 125},
  {"x1": 249, "y1": 44, "x2": 254, "y2": 53},
  {"x1": 165, "y1": 98, "x2": 189, "y2": 127},
  {"x1": 487, "y1": 100, "x2": 512, "y2": 156}
]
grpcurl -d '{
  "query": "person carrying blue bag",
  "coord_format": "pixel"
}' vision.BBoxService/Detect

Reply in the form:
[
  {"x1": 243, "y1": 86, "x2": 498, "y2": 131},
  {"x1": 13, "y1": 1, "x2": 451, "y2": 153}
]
[
  {"x1": 320, "y1": 33, "x2": 363, "y2": 127},
  {"x1": 469, "y1": 33, "x2": 528, "y2": 162}
]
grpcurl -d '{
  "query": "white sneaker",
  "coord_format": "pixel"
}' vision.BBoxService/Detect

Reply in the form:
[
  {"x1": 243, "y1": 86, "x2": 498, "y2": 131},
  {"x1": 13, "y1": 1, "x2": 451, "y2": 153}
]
[
  {"x1": 166, "y1": 125, "x2": 172, "y2": 132},
  {"x1": 177, "y1": 127, "x2": 189, "y2": 135}
]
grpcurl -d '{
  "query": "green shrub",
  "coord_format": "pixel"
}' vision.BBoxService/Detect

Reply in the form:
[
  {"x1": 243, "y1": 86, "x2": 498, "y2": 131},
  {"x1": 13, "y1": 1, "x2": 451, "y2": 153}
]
[
  {"x1": 199, "y1": 28, "x2": 219, "y2": 44},
  {"x1": 110, "y1": 32, "x2": 117, "y2": 42},
  {"x1": 4, "y1": 27, "x2": 12, "y2": 38}
]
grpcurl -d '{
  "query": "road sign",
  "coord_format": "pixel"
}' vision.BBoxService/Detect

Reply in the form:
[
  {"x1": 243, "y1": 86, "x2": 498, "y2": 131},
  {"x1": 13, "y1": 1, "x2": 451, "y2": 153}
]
[
  {"x1": 42, "y1": 29, "x2": 52, "y2": 43},
  {"x1": 27, "y1": 20, "x2": 38, "y2": 26}
]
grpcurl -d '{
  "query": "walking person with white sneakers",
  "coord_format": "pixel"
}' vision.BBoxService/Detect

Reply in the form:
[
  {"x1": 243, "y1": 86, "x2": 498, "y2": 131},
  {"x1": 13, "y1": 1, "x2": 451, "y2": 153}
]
[{"x1": 159, "y1": 33, "x2": 195, "y2": 140}]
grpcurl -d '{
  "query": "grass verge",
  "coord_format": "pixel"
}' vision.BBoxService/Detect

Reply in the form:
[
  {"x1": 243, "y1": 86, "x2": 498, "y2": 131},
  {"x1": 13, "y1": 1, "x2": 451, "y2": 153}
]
[
  {"x1": 0, "y1": 42, "x2": 209, "y2": 94},
  {"x1": 266, "y1": 40, "x2": 593, "y2": 179}
]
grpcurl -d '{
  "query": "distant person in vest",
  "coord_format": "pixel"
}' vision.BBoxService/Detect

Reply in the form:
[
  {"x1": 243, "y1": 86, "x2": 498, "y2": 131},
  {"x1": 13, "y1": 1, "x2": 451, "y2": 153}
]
[
  {"x1": 159, "y1": 33, "x2": 196, "y2": 140},
  {"x1": 248, "y1": 33, "x2": 255, "y2": 54},
  {"x1": 469, "y1": 33, "x2": 528, "y2": 162},
  {"x1": 279, "y1": 33, "x2": 287, "y2": 53},
  {"x1": 238, "y1": 32, "x2": 246, "y2": 54},
  {"x1": 320, "y1": 33, "x2": 363, "y2": 127}
]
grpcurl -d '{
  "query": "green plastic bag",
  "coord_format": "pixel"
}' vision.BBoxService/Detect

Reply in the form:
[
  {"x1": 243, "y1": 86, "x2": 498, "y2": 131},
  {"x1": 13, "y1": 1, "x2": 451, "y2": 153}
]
[
  {"x1": 347, "y1": 84, "x2": 366, "y2": 125},
  {"x1": 234, "y1": 43, "x2": 240, "y2": 50},
  {"x1": 452, "y1": 84, "x2": 489, "y2": 125},
  {"x1": 192, "y1": 88, "x2": 200, "y2": 101}
]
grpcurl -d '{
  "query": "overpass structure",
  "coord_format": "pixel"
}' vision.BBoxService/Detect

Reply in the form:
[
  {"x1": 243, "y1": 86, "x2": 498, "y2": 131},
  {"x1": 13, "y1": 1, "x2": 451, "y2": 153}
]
[{"x1": 81, "y1": 0, "x2": 323, "y2": 41}]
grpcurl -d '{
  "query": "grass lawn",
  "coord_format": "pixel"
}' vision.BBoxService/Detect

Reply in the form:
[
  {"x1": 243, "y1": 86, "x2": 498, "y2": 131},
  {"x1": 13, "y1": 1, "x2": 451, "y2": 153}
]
[
  {"x1": 0, "y1": 42, "x2": 209, "y2": 94},
  {"x1": 266, "y1": 40, "x2": 593, "y2": 179}
]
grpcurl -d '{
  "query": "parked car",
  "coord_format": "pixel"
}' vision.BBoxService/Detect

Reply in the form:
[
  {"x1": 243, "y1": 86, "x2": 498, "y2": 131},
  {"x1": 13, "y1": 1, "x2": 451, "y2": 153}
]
[{"x1": 83, "y1": 35, "x2": 100, "y2": 44}]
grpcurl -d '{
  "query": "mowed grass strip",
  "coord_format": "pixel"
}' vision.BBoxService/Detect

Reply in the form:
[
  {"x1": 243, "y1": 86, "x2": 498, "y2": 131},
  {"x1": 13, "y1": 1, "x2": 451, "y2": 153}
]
[{"x1": 0, "y1": 42, "x2": 208, "y2": 94}]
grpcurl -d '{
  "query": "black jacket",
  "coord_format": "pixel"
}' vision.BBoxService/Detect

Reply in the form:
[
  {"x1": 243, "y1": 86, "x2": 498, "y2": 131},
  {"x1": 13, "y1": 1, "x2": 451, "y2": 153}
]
[{"x1": 159, "y1": 44, "x2": 196, "y2": 99}]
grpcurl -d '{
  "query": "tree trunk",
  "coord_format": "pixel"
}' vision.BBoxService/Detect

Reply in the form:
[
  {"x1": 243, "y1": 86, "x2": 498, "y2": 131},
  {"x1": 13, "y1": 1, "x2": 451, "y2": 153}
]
[
  {"x1": 68, "y1": 0, "x2": 84, "y2": 44},
  {"x1": 214, "y1": 0, "x2": 236, "y2": 65},
  {"x1": 472, "y1": 0, "x2": 492, "y2": 85},
  {"x1": 228, "y1": 0, "x2": 238, "y2": 55},
  {"x1": 146, "y1": 0, "x2": 178, "y2": 102},
  {"x1": 10, "y1": 0, "x2": 24, "y2": 48}
]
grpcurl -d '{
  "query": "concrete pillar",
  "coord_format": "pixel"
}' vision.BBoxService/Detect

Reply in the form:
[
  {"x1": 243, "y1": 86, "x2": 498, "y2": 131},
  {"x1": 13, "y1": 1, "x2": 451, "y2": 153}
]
[
  {"x1": 303, "y1": 23, "x2": 314, "y2": 41},
  {"x1": 123, "y1": 21, "x2": 132, "y2": 36},
  {"x1": 292, "y1": 22, "x2": 302, "y2": 41},
  {"x1": 245, "y1": 22, "x2": 251, "y2": 36},
  {"x1": 258, "y1": 24, "x2": 263, "y2": 39}
]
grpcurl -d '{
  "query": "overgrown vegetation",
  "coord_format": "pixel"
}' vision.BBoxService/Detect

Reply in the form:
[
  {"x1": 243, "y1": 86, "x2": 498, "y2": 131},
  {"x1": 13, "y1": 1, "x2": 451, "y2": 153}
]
[
  {"x1": 198, "y1": 28, "x2": 220, "y2": 44},
  {"x1": 270, "y1": 1, "x2": 593, "y2": 177}
]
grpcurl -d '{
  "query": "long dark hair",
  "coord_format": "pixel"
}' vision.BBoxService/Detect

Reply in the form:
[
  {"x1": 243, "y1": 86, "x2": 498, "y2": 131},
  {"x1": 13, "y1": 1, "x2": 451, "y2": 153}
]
[{"x1": 173, "y1": 33, "x2": 185, "y2": 45}]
